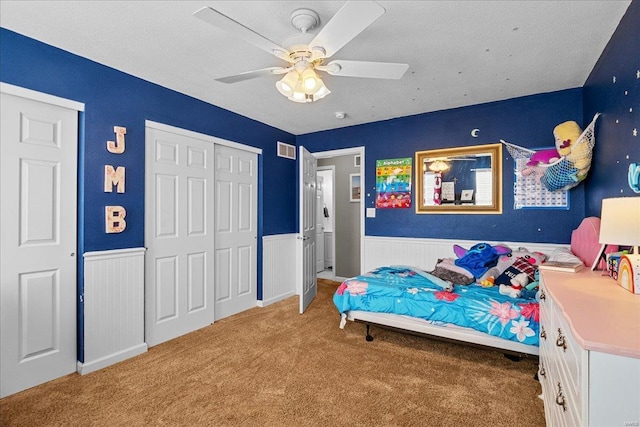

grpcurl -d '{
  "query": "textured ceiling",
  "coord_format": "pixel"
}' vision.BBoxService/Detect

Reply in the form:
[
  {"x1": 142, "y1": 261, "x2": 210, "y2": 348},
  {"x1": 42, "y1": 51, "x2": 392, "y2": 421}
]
[{"x1": 0, "y1": 1, "x2": 631, "y2": 135}]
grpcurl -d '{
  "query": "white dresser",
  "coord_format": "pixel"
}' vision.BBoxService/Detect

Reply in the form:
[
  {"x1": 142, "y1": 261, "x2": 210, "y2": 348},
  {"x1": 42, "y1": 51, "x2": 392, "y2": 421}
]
[{"x1": 538, "y1": 269, "x2": 640, "y2": 426}]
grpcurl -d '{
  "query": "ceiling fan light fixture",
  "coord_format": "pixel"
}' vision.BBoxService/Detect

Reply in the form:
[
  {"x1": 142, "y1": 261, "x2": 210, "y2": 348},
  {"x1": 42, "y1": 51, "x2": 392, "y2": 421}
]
[
  {"x1": 312, "y1": 81, "x2": 331, "y2": 101},
  {"x1": 301, "y1": 68, "x2": 320, "y2": 94},
  {"x1": 289, "y1": 81, "x2": 309, "y2": 103},
  {"x1": 275, "y1": 71, "x2": 299, "y2": 97}
]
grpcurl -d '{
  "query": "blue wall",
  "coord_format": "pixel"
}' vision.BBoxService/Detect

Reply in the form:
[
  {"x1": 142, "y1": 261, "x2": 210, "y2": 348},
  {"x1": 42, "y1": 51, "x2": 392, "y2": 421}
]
[
  {"x1": 0, "y1": 29, "x2": 298, "y2": 246},
  {"x1": 299, "y1": 89, "x2": 585, "y2": 244},
  {"x1": 583, "y1": 0, "x2": 640, "y2": 215},
  {"x1": 1, "y1": 29, "x2": 298, "y2": 360}
]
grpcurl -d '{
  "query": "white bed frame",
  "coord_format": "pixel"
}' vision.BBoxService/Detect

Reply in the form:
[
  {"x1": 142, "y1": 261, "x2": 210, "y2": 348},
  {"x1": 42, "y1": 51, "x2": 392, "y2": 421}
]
[{"x1": 340, "y1": 310, "x2": 539, "y2": 356}]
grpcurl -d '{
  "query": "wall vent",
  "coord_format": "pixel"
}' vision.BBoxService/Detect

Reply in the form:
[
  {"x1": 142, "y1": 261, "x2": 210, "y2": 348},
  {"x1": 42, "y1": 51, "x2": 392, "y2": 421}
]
[{"x1": 277, "y1": 141, "x2": 296, "y2": 160}]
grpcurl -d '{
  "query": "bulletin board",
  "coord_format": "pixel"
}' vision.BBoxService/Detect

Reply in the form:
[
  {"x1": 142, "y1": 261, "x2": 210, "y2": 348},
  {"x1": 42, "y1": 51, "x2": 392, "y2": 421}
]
[{"x1": 514, "y1": 157, "x2": 569, "y2": 210}]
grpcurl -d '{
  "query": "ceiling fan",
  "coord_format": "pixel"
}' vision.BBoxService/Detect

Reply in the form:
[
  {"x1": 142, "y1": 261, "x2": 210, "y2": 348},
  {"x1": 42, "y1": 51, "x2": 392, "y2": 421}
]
[{"x1": 193, "y1": 1, "x2": 409, "y2": 103}]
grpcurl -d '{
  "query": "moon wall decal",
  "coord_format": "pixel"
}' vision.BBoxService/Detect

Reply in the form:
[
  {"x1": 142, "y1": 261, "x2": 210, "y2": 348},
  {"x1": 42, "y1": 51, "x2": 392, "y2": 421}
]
[{"x1": 471, "y1": 129, "x2": 479, "y2": 137}]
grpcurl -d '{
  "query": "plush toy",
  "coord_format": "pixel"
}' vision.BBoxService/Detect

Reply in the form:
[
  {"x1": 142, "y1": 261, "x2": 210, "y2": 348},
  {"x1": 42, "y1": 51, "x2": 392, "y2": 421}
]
[
  {"x1": 522, "y1": 148, "x2": 561, "y2": 182},
  {"x1": 565, "y1": 139, "x2": 592, "y2": 178},
  {"x1": 453, "y1": 243, "x2": 511, "y2": 279},
  {"x1": 499, "y1": 272, "x2": 530, "y2": 298},
  {"x1": 495, "y1": 256, "x2": 542, "y2": 286},
  {"x1": 554, "y1": 121, "x2": 583, "y2": 156},
  {"x1": 477, "y1": 248, "x2": 546, "y2": 284},
  {"x1": 540, "y1": 158, "x2": 580, "y2": 191},
  {"x1": 526, "y1": 148, "x2": 560, "y2": 167}
]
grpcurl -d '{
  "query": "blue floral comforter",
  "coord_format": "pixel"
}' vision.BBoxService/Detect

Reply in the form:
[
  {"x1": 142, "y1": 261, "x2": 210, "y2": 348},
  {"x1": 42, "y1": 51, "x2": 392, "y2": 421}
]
[{"x1": 333, "y1": 266, "x2": 539, "y2": 346}]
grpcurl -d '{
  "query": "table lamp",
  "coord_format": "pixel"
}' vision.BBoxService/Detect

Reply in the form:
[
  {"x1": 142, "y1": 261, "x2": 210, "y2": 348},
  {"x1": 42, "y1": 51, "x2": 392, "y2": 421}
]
[{"x1": 598, "y1": 197, "x2": 640, "y2": 294}]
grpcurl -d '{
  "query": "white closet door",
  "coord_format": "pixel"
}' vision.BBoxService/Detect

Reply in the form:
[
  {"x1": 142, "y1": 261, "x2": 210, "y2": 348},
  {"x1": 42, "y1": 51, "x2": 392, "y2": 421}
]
[
  {"x1": 1, "y1": 86, "x2": 79, "y2": 397},
  {"x1": 144, "y1": 126, "x2": 214, "y2": 347},
  {"x1": 214, "y1": 144, "x2": 257, "y2": 320}
]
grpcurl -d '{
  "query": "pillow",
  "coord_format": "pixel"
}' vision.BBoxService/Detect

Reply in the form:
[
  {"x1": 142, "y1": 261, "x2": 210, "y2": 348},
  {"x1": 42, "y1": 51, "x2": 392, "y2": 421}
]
[
  {"x1": 570, "y1": 217, "x2": 618, "y2": 267},
  {"x1": 547, "y1": 247, "x2": 584, "y2": 264}
]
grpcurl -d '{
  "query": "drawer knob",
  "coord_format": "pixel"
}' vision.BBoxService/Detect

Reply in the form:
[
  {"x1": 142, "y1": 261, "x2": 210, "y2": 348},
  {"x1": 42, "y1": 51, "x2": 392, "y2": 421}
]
[
  {"x1": 539, "y1": 290, "x2": 546, "y2": 301},
  {"x1": 540, "y1": 327, "x2": 547, "y2": 340},
  {"x1": 556, "y1": 328, "x2": 567, "y2": 352},
  {"x1": 539, "y1": 364, "x2": 546, "y2": 378},
  {"x1": 556, "y1": 382, "x2": 567, "y2": 412}
]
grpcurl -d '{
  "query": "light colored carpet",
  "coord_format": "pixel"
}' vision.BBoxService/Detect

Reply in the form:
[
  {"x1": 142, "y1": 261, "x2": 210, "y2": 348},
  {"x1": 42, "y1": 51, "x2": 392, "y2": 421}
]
[{"x1": 0, "y1": 279, "x2": 545, "y2": 426}]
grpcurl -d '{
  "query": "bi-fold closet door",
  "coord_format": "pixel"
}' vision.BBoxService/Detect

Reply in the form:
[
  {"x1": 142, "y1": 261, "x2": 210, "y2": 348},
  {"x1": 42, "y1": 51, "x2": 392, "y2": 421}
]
[{"x1": 145, "y1": 123, "x2": 257, "y2": 347}]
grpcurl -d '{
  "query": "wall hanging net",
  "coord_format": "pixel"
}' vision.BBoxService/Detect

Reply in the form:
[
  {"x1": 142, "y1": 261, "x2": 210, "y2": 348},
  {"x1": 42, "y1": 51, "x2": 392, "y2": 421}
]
[{"x1": 501, "y1": 113, "x2": 600, "y2": 192}]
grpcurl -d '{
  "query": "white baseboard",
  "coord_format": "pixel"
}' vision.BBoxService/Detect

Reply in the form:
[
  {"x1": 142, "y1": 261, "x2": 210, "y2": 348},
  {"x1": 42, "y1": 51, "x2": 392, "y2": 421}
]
[{"x1": 77, "y1": 343, "x2": 148, "y2": 375}]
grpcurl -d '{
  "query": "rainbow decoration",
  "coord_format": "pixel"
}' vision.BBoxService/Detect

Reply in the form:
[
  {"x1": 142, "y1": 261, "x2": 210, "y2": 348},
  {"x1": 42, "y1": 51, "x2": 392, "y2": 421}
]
[{"x1": 617, "y1": 254, "x2": 640, "y2": 295}]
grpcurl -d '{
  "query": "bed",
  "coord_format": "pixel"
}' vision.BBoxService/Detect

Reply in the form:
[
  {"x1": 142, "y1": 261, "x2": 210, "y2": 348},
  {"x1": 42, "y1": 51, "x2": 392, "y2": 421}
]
[{"x1": 333, "y1": 265, "x2": 540, "y2": 356}]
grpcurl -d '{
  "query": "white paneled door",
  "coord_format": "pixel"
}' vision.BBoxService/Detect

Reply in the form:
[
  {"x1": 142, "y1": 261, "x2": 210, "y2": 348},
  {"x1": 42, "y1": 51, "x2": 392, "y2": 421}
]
[
  {"x1": 214, "y1": 144, "x2": 257, "y2": 320},
  {"x1": 0, "y1": 85, "x2": 81, "y2": 397},
  {"x1": 298, "y1": 146, "x2": 317, "y2": 313},
  {"x1": 145, "y1": 126, "x2": 215, "y2": 347}
]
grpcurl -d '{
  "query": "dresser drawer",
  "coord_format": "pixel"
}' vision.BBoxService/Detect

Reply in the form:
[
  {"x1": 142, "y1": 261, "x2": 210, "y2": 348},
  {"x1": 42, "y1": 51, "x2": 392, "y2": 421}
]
[{"x1": 551, "y1": 306, "x2": 582, "y2": 408}]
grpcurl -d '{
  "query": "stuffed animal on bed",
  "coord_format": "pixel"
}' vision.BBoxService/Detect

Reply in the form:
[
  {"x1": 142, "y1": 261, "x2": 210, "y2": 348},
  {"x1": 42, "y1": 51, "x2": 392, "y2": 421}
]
[
  {"x1": 477, "y1": 248, "x2": 546, "y2": 285},
  {"x1": 453, "y1": 243, "x2": 511, "y2": 279}
]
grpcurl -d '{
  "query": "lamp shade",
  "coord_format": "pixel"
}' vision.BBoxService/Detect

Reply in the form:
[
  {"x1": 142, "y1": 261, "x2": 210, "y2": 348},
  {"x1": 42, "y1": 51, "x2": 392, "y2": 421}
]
[{"x1": 599, "y1": 197, "x2": 640, "y2": 246}]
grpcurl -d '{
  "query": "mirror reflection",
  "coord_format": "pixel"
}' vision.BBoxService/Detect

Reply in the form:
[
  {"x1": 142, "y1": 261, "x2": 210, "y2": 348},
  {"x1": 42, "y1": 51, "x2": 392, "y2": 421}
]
[{"x1": 415, "y1": 143, "x2": 502, "y2": 214}]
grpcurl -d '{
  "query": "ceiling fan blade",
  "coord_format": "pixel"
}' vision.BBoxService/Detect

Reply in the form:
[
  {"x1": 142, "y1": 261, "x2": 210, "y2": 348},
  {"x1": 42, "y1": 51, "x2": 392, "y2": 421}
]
[
  {"x1": 309, "y1": 1, "x2": 385, "y2": 59},
  {"x1": 194, "y1": 7, "x2": 292, "y2": 62},
  {"x1": 215, "y1": 67, "x2": 288, "y2": 84},
  {"x1": 320, "y1": 60, "x2": 409, "y2": 79}
]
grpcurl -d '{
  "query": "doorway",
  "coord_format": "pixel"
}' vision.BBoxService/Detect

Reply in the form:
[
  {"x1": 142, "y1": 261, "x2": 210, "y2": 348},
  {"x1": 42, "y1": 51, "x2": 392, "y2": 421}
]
[
  {"x1": 317, "y1": 167, "x2": 335, "y2": 280},
  {"x1": 313, "y1": 147, "x2": 364, "y2": 282}
]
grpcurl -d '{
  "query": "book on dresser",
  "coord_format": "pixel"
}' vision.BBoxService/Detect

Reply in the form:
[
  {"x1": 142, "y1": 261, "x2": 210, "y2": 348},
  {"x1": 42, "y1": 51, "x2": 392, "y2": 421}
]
[{"x1": 538, "y1": 260, "x2": 585, "y2": 273}]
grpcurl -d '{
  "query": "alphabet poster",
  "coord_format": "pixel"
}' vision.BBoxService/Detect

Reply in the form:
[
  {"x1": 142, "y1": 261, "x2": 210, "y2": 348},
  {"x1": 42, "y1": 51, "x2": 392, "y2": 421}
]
[{"x1": 375, "y1": 158, "x2": 412, "y2": 208}]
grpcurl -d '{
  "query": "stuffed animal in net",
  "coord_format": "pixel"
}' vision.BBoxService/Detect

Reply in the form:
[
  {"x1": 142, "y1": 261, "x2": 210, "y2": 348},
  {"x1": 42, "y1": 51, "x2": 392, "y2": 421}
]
[
  {"x1": 501, "y1": 113, "x2": 600, "y2": 192},
  {"x1": 453, "y1": 243, "x2": 511, "y2": 279},
  {"x1": 522, "y1": 148, "x2": 561, "y2": 182},
  {"x1": 477, "y1": 247, "x2": 547, "y2": 286}
]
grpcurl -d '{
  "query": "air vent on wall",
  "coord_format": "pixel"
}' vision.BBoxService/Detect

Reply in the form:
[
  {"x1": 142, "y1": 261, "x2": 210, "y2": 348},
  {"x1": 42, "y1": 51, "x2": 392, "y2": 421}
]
[{"x1": 277, "y1": 141, "x2": 296, "y2": 160}]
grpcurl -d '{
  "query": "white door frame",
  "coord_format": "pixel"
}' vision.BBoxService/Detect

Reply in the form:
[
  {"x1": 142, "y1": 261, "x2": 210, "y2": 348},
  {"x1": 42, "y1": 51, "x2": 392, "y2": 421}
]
[
  {"x1": 317, "y1": 166, "x2": 336, "y2": 277},
  {"x1": 312, "y1": 147, "x2": 365, "y2": 277}
]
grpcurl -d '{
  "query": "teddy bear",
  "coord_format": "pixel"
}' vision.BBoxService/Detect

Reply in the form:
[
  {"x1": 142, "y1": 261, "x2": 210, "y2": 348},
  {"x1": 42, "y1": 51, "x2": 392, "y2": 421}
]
[{"x1": 477, "y1": 247, "x2": 546, "y2": 285}]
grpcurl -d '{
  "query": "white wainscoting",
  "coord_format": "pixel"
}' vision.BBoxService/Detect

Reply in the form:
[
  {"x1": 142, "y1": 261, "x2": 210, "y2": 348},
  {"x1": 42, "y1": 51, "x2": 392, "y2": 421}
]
[
  {"x1": 78, "y1": 248, "x2": 147, "y2": 375},
  {"x1": 260, "y1": 234, "x2": 297, "y2": 307},
  {"x1": 362, "y1": 236, "x2": 568, "y2": 274}
]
